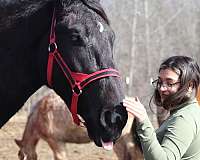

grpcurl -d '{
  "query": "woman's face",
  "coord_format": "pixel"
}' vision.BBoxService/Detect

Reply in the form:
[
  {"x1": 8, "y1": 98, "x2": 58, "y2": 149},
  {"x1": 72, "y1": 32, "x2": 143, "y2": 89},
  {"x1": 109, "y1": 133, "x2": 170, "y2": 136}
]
[{"x1": 158, "y1": 68, "x2": 180, "y2": 102}]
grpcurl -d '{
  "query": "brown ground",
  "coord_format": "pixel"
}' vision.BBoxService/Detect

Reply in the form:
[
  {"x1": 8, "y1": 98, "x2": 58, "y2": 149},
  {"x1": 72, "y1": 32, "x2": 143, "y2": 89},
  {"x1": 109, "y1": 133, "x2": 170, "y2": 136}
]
[{"x1": 0, "y1": 87, "x2": 118, "y2": 160}]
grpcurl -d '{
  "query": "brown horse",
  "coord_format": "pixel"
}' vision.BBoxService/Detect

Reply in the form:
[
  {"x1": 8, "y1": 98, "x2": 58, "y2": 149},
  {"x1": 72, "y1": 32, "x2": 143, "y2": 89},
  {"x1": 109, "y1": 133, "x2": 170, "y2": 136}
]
[{"x1": 15, "y1": 92, "x2": 90, "y2": 160}]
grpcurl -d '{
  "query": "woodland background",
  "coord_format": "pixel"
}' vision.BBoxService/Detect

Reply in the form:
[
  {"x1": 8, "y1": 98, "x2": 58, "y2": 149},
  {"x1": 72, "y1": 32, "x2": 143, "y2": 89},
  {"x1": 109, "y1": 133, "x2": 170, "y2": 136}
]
[{"x1": 102, "y1": 0, "x2": 200, "y2": 117}]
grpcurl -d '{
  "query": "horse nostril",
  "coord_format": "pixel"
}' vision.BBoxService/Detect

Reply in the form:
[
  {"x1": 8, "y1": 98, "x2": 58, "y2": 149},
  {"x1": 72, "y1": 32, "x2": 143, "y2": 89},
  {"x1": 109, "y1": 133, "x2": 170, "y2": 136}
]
[
  {"x1": 100, "y1": 109, "x2": 122, "y2": 128},
  {"x1": 100, "y1": 110, "x2": 111, "y2": 128},
  {"x1": 111, "y1": 112, "x2": 121, "y2": 124}
]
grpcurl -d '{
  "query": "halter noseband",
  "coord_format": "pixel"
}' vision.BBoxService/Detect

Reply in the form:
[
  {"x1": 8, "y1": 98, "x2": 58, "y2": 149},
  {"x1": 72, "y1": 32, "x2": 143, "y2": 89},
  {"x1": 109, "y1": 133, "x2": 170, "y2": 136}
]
[{"x1": 47, "y1": 10, "x2": 120, "y2": 125}]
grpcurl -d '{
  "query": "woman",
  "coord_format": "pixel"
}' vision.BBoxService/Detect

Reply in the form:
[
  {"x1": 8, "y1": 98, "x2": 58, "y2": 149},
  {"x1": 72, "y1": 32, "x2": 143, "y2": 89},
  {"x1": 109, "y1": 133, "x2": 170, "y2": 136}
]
[{"x1": 123, "y1": 56, "x2": 200, "y2": 160}]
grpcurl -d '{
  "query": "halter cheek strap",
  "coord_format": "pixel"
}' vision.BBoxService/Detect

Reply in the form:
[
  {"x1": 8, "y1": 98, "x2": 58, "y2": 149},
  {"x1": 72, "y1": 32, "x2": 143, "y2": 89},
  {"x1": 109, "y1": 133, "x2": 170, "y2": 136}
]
[{"x1": 47, "y1": 10, "x2": 120, "y2": 125}]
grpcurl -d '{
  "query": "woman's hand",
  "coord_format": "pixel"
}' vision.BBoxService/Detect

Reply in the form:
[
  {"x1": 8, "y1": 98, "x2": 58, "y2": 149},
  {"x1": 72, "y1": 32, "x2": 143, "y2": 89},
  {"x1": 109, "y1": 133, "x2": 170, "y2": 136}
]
[{"x1": 123, "y1": 97, "x2": 147, "y2": 123}]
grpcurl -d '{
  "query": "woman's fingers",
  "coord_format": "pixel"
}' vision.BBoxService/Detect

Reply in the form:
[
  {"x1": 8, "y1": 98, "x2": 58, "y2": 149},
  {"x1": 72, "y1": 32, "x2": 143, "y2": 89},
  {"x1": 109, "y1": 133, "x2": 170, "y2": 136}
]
[
  {"x1": 126, "y1": 107, "x2": 143, "y2": 118},
  {"x1": 123, "y1": 100, "x2": 143, "y2": 113},
  {"x1": 123, "y1": 97, "x2": 147, "y2": 122},
  {"x1": 123, "y1": 99, "x2": 144, "y2": 112}
]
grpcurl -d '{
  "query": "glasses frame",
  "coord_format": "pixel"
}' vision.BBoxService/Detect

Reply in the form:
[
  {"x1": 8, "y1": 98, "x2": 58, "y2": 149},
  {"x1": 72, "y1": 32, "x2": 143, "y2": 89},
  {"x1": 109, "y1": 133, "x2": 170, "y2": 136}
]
[{"x1": 152, "y1": 79, "x2": 180, "y2": 89}]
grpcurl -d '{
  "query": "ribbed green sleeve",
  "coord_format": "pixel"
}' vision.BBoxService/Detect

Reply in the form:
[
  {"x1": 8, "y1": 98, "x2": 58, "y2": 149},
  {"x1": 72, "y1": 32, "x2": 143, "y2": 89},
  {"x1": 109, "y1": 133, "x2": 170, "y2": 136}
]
[{"x1": 136, "y1": 101, "x2": 200, "y2": 160}]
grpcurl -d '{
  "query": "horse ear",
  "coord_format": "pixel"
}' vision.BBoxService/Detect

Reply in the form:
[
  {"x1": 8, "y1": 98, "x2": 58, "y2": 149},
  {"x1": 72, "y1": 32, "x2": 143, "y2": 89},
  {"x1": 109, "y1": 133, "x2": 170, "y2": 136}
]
[{"x1": 15, "y1": 139, "x2": 22, "y2": 147}]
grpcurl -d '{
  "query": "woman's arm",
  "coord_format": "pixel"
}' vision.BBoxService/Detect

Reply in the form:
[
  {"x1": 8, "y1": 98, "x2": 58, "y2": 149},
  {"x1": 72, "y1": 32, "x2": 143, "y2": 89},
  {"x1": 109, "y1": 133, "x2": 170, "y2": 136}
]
[{"x1": 123, "y1": 98, "x2": 194, "y2": 160}]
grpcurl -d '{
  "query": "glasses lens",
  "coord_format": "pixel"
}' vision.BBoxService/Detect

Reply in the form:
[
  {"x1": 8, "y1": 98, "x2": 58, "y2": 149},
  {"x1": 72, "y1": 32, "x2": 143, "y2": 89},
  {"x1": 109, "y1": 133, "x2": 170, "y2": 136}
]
[{"x1": 152, "y1": 79, "x2": 180, "y2": 89}]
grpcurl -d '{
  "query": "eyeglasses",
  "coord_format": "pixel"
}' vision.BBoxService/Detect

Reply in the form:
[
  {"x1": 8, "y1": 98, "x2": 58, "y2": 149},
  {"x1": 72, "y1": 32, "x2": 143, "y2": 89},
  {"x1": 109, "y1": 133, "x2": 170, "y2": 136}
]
[{"x1": 152, "y1": 79, "x2": 180, "y2": 89}]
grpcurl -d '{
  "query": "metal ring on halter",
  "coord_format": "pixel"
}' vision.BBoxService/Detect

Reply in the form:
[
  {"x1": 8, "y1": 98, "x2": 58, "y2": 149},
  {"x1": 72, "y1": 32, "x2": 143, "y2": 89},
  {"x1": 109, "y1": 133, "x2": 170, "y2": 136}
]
[
  {"x1": 72, "y1": 85, "x2": 83, "y2": 96},
  {"x1": 48, "y1": 42, "x2": 57, "y2": 52}
]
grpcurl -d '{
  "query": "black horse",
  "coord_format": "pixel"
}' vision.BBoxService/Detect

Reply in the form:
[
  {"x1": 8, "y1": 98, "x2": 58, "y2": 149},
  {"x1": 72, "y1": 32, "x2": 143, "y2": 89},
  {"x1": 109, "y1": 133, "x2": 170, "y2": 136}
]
[{"x1": 0, "y1": 0, "x2": 128, "y2": 149}]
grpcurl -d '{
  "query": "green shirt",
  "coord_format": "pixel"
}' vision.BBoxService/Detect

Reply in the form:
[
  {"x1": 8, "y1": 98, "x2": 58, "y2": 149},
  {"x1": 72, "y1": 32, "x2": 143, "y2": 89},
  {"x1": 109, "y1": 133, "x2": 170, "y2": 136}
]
[{"x1": 136, "y1": 99, "x2": 200, "y2": 160}]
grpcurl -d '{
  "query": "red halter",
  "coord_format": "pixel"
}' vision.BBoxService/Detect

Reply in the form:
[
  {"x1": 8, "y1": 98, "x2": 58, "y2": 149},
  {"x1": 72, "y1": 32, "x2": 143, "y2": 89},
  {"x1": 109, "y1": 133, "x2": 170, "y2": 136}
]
[{"x1": 47, "y1": 10, "x2": 120, "y2": 125}]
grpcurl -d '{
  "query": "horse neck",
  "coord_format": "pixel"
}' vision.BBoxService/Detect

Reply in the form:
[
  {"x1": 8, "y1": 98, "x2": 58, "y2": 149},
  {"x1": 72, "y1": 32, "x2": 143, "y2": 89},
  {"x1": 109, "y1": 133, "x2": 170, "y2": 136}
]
[
  {"x1": 0, "y1": 2, "x2": 53, "y2": 128},
  {"x1": 17, "y1": 3, "x2": 54, "y2": 88},
  {"x1": 0, "y1": 1, "x2": 53, "y2": 31},
  {"x1": 17, "y1": 2, "x2": 54, "y2": 105}
]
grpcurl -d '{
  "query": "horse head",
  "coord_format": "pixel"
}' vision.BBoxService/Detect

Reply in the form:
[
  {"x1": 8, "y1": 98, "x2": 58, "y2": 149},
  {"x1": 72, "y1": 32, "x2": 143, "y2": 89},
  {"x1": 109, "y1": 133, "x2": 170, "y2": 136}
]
[
  {"x1": 44, "y1": 0, "x2": 128, "y2": 149},
  {"x1": 15, "y1": 139, "x2": 37, "y2": 160},
  {"x1": 0, "y1": 0, "x2": 128, "y2": 149}
]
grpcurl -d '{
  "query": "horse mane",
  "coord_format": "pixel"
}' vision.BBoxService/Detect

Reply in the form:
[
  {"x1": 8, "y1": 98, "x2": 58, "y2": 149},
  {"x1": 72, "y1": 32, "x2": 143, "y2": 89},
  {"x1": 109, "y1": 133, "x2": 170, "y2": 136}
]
[
  {"x1": 0, "y1": 0, "x2": 109, "y2": 30},
  {"x1": 0, "y1": 0, "x2": 53, "y2": 30}
]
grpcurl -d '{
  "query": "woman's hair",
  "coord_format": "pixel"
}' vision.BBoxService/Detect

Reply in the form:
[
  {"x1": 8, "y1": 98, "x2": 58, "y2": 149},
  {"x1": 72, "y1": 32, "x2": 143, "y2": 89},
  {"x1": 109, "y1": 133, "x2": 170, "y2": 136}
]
[{"x1": 153, "y1": 56, "x2": 200, "y2": 110}]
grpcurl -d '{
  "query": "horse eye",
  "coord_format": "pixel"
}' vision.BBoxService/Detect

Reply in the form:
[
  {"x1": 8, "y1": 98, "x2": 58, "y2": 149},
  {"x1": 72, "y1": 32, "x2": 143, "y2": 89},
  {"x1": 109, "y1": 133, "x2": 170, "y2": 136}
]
[
  {"x1": 71, "y1": 33, "x2": 86, "y2": 46},
  {"x1": 71, "y1": 33, "x2": 80, "y2": 41}
]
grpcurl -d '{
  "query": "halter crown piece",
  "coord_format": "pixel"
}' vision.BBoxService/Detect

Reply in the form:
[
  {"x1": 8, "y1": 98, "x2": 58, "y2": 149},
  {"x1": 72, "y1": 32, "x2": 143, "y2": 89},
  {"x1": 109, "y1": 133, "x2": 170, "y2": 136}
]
[{"x1": 47, "y1": 9, "x2": 121, "y2": 125}]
